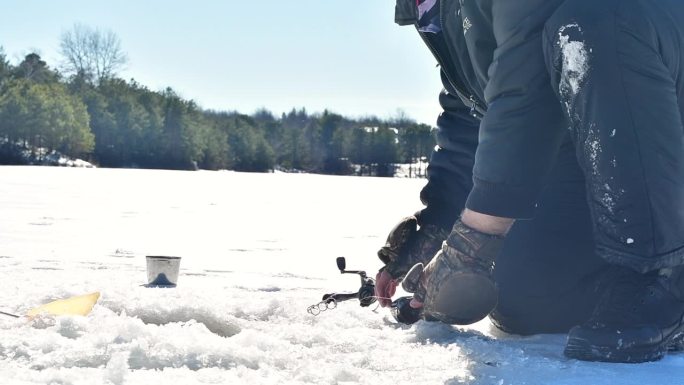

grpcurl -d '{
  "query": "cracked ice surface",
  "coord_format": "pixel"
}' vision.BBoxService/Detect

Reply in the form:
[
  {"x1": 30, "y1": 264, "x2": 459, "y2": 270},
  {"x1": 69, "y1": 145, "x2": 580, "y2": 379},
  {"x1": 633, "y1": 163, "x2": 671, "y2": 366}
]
[{"x1": 0, "y1": 167, "x2": 681, "y2": 385}]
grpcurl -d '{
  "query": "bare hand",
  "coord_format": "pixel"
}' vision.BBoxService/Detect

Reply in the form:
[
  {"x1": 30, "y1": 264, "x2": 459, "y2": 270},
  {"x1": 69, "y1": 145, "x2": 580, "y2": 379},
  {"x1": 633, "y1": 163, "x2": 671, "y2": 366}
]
[{"x1": 375, "y1": 270, "x2": 399, "y2": 307}]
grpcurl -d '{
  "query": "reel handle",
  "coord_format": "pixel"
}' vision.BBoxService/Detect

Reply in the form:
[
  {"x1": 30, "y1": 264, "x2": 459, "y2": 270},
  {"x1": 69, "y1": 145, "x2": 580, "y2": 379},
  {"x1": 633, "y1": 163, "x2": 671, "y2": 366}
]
[{"x1": 336, "y1": 257, "x2": 346, "y2": 271}]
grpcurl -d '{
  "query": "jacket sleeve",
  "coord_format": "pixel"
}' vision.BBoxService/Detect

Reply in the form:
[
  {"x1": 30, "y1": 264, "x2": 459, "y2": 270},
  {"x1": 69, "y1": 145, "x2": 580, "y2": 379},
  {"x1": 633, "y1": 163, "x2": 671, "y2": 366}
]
[
  {"x1": 465, "y1": 0, "x2": 567, "y2": 219},
  {"x1": 418, "y1": 70, "x2": 480, "y2": 230}
]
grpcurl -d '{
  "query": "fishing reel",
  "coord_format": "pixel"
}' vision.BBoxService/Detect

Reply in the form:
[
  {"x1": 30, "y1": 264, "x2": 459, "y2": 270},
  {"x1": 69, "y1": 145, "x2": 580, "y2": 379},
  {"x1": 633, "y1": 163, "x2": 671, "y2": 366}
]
[
  {"x1": 307, "y1": 257, "x2": 422, "y2": 325},
  {"x1": 307, "y1": 257, "x2": 376, "y2": 316}
]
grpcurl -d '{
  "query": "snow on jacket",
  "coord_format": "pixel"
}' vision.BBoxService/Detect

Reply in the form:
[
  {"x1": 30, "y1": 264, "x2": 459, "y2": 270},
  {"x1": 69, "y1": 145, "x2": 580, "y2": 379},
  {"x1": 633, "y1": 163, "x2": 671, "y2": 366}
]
[{"x1": 395, "y1": 0, "x2": 567, "y2": 228}]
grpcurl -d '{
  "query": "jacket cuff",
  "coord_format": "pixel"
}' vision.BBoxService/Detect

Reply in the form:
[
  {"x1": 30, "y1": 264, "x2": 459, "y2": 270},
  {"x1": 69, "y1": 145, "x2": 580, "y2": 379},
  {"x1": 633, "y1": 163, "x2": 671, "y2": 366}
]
[
  {"x1": 465, "y1": 177, "x2": 538, "y2": 219},
  {"x1": 394, "y1": 0, "x2": 417, "y2": 26},
  {"x1": 416, "y1": 205, "x2": 459, "y2": 232}
]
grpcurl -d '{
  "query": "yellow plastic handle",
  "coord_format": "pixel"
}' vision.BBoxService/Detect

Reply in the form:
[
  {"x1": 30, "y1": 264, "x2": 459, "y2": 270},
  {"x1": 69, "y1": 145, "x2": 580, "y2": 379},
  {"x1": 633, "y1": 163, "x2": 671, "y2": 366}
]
[{"x1": 26, "y1": 292, "x2": 101, "y2": 317}]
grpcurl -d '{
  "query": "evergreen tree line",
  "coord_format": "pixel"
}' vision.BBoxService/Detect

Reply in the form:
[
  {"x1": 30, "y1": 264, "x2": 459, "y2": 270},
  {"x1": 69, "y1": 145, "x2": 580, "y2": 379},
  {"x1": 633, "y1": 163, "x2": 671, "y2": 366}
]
[{"x1": 0, "y1": 48, "x2": 436, "y2": 176}]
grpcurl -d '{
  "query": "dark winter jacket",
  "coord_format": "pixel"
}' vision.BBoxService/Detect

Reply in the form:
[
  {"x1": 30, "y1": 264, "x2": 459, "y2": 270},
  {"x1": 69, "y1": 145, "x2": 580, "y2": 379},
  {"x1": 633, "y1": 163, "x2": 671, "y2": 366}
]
[{"x1": 395, "y1": 0, "x2": 567, "y2": 228}]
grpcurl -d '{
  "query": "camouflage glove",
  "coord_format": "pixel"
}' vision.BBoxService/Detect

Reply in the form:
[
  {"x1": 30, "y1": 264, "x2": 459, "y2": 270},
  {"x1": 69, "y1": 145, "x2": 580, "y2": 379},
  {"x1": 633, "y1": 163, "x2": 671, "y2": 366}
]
[
  {"x1": 375, "y1": 215, "x2": 448, "y2": 307},
  {"x1": 377, "y1": 215, "x2": 449, "y2": 279},
  {"x1": 401, "y1": 219, "x2": 505, "y2": 325}
]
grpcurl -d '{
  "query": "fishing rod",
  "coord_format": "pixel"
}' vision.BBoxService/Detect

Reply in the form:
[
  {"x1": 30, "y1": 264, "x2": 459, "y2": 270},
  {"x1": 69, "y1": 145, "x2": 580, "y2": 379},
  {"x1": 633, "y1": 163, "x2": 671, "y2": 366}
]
[
  {"x1": 0, "y1": 310, "x2": 19, "y2": 318},
  {"x1": 308, "y1": 257, "x2": 422, "y2": 324}
]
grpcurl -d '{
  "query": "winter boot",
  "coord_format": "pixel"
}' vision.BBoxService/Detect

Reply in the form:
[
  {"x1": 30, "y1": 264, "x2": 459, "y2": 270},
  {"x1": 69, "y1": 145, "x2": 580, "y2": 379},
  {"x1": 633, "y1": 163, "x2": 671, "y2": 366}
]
[
  {"x1": 669, "y1": 333, "x2": 684, "y2": 352},
  {"x1": 564, "y1": 265, "x2": 684, "y2": 363},
  {"x1": 405, "y1": 220, "x2": 505, "y2": 325},
  {"x1": 668, "y1": 266, "x2": 684, "y2": 352}
]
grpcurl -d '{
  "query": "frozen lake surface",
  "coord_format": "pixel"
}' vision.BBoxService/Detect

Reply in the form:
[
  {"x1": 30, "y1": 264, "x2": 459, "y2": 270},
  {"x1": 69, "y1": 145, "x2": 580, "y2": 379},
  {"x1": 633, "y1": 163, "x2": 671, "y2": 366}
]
[{"x1": 0, "y1": 166, "x2": 682, "y2": 385}]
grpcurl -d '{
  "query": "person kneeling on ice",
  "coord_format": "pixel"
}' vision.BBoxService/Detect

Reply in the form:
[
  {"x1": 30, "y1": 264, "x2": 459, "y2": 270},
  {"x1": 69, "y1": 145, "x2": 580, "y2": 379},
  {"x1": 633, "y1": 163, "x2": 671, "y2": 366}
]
[{"x1": 375, "y1": 0, "x2": 684, "y2": 363}]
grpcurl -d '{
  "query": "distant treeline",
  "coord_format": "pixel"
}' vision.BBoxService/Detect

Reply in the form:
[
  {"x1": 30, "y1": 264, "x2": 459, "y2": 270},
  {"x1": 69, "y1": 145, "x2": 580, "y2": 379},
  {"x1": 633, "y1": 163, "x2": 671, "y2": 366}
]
[{"x1": 0, "y1": 47, "x2": 435, "y2": 176}]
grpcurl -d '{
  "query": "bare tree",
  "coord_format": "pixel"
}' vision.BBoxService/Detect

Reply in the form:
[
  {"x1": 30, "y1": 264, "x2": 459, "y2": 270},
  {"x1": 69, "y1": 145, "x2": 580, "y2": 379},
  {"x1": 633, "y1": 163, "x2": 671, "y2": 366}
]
[{"x1": 59, "y1": 24, "x2": 127, "y2": 83}]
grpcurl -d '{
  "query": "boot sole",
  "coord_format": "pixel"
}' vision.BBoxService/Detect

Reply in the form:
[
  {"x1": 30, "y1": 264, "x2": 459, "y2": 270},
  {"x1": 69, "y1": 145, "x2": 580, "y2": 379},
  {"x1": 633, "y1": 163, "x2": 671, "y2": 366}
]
[
  {"x1": 564, "y1": 336, "x2": 666, "y2": 363},
  {"x1": 425, "y1": 271, "x2": 497, "y2": 325},
  {"x1": 668, "y1": 330, "x2": 684, "y2": 352},
  {"x1": 565, "y1": 324, "x2": 684, "y2": 363}
]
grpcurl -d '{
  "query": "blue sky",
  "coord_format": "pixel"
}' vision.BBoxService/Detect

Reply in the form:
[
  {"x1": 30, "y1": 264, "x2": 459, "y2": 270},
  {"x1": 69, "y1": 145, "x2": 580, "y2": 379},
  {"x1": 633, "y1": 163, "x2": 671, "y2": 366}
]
[{"x1": 0, "y1": 1, "x2": 444, "y2": 124}]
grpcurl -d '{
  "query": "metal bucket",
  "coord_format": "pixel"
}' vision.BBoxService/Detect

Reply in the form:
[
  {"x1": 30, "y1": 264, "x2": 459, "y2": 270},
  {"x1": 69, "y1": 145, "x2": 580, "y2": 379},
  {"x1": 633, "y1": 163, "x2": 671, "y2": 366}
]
[{"x1": 146, "y1": 256, "x2": 181, "y2": 287}]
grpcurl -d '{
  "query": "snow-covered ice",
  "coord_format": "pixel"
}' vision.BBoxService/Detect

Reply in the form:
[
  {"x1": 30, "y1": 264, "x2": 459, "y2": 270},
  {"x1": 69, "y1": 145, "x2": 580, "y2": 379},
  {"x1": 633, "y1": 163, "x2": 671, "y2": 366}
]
[{"x1": 0, "y1": 166, "x2": 682, "y2": 385}]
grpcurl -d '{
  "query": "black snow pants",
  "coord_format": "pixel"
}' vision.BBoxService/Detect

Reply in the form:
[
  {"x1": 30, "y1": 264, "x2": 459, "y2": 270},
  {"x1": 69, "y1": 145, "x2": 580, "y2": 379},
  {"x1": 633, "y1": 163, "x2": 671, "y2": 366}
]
[
  {"x1": 545, "y1": 0, "x2": 684, "y2": 273},
  {"x1": 491, "y1": 0, "x2": 684, "y2": 334},
  {"x1": 492, "y1": 137, "x2": 608, "y2": 335}
]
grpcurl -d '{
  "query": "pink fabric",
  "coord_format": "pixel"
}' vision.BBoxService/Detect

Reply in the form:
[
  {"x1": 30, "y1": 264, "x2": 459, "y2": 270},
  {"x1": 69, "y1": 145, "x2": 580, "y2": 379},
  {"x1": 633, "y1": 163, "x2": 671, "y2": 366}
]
[{"x1": 416, "y1": 0, "x2": 441, "y2": 33}]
